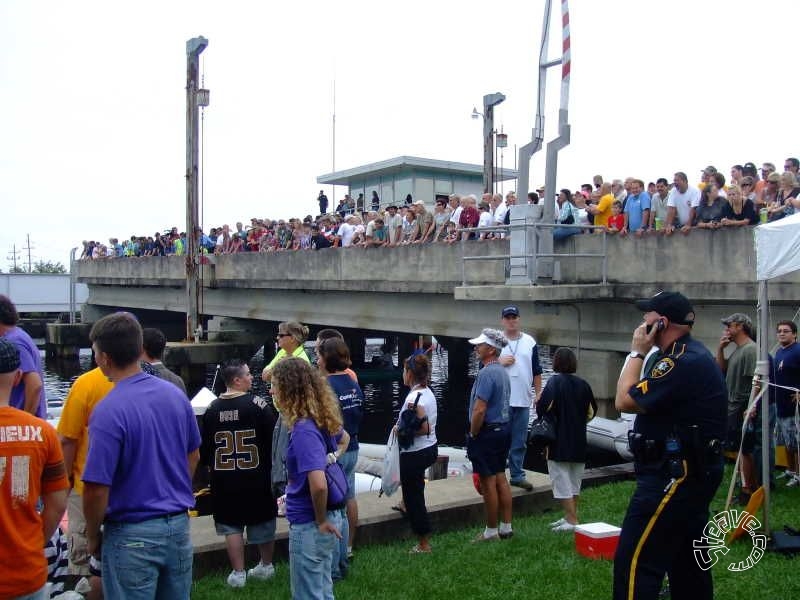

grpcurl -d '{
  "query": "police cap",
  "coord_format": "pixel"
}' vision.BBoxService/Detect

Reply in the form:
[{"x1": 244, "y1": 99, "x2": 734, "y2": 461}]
[{"x1": 635, "y1": 291, "x2": 695, "y2": 326}]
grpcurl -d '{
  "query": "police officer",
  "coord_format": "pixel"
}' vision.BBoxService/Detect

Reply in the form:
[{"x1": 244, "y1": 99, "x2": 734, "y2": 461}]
[{"x1": 613, "y1": 292, "x2": 727, "y2": 600}]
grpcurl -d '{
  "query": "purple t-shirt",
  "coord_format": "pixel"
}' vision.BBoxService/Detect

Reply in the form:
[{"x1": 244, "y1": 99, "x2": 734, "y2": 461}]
[
  {"x1": 82, "y1": 372, "x2": 201, "y2": 522},
  {"x1": 285, "y1": 418, "x2": 337, "y2": 525},
  {"x1": 3, "y1": 327, "x2": 46, "y2": 418}
]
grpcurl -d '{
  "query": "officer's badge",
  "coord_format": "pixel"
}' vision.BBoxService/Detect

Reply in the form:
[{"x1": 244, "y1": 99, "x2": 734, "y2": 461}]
[{"x1": 650, "y1": 357, "x2": 675, "y2": 378}]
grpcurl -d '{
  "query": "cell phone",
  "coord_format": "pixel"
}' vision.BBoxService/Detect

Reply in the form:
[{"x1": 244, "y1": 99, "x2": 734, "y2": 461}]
[{"x1": 646, "y1": 319, "x2": 666, "y2": 334}]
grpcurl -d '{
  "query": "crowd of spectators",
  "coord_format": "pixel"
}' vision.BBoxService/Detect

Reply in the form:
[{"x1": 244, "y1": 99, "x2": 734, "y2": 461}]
[
  {"x1": 552, "y1": 159, "x2": 799, "y2": 240},
  {"x1": 79, "y1": 159, "x2": 800, "y2": 260}
]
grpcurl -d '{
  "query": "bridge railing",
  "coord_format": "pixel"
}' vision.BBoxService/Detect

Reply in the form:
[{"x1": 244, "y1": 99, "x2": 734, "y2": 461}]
[{"x1": 459, "y1": 221, "x2": 608, "y2": 286}]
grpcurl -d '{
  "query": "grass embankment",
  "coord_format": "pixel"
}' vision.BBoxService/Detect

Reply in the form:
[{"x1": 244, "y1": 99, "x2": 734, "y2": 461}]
[{"x1": 193, "y1": 469, "x2": 800, "y2": 599}]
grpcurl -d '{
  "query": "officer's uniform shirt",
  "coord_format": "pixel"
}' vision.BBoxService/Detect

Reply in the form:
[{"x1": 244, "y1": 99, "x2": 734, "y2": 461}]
[{"x1": 628, "y1": 334, "x2": 727, "y2": 447}]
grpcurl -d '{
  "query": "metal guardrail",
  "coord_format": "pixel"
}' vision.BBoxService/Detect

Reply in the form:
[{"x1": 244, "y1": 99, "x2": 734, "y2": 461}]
[{"x1": 458, "y1": 221, "x2": 608, "y2": 286}]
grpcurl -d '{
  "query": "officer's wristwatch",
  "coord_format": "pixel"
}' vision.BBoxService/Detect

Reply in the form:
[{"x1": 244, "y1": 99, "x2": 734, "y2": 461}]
[{"x1": 628, "y1": 351, "x2": 646, "y2": 360}]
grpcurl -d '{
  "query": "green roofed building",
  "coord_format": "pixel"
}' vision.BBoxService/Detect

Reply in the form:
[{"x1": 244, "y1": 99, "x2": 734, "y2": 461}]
[{"x1": 317, "y1": 156, "x2": 518, "y2": 209}]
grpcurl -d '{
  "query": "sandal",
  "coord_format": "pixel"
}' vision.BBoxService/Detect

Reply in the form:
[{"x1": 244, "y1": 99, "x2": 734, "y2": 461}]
[
  {"x1": 391, "y1": 504, "x2": 406, "y2": 516},
  {"x1": 409, "y1": 544, "x2": 432, "y2": 554}
]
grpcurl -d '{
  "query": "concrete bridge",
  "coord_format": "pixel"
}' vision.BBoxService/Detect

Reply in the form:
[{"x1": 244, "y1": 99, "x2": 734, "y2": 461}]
[{"x1": 73, "y1": 226, "x2": 799, "y2": 403}]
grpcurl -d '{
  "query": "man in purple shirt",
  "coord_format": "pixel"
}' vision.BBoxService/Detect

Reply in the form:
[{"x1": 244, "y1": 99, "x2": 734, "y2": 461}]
[
  {"x1": 0, "y1": 295, "x2": 46, "y2": 418},
  {"x1": 82, "y1": 312, "x2": 201, "y2": 599}
]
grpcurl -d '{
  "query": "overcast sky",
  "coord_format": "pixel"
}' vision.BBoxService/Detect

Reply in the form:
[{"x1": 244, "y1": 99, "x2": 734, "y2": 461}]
[{"x1": 2, "y1": 0, "x2": 799, "y2": 267}]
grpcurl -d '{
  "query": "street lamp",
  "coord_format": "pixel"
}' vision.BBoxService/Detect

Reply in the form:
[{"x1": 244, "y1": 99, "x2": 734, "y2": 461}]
[
  {"x1": 473, "y1": 93, "x2": 505, "y2": 193},
  {"x1": 472, "y1": 93, "x2": 506, "y2": 193}
]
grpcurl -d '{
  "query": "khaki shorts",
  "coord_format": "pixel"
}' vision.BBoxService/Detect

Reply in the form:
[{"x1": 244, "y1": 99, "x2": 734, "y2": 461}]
[
  {"x1": 547, "y1": 460, "x2": 585, "y2": 499},
  {"x1": 67, "y1": 490, "x2": 90, "y2": 576}
]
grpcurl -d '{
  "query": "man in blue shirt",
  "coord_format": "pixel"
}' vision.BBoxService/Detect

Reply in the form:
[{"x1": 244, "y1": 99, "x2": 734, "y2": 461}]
[
  {"x1": 774, "y1": 320, "x2": 800, "y2": 485},
  {"x1": 467, "y1": 328, "x2": 512, "y2": 542},
  {"x1": 623, "y1": 179, "x2": 651, "y2": 236}
]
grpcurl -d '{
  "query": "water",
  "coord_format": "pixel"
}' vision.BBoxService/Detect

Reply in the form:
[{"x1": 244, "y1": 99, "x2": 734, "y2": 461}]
[
  {"x1": 41, "y1": 342, "x2": 621, "y2": 471},
  {"x1": 40, "y1": 344, "x2": 538, "y2": 447}
]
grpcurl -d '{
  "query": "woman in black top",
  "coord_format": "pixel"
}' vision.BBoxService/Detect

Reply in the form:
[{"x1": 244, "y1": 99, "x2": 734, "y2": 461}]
[
  {"x1": 535, "y1": 347, "x2": 597, "y2": 532},
  {"x1": 694, "y1": 184, "x2": 725, "y2": 229},
  {"x1": 720, "y1": 184, "x2": 758, "y2": 227}
]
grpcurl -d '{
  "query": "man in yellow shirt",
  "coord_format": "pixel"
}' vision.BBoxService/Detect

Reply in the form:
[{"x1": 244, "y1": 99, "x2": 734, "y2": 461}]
[
  {"x1": 587, "y1": 182, "x2": 614, "y2": 228},
  {"x1": 57, "y1": 367, "x2": 113, "y2": 583}
]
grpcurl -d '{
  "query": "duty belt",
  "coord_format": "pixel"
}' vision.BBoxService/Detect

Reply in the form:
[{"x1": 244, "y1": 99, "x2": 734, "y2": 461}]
[{"x1": 627, "y1": 431, "x2": 722, "y2": 468}]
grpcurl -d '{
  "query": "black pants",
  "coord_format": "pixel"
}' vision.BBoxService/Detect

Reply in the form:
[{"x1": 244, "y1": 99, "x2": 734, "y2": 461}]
[
  {"x1": 613, "y1": 464, "x2": 723, "y2": 600},
  {"x1": 399, "y1": 444, "x2": 438, "y2": 537}
]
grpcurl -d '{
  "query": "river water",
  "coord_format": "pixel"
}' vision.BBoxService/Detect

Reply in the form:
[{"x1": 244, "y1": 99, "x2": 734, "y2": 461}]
[{"x1": 41, "y1": 342, "x2": 620, "y2": 471}]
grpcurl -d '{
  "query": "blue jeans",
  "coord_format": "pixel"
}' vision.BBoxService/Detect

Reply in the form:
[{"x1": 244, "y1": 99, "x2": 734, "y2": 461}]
[
  {"x1": 289, "y1": 511, "x2": 342, "y2": 600},
  {"x1": 553, "y1": 227, "x2": 580, "y2": 240},
  {"x1": 102, "y1": 513, "x2": 192, "y2": 600},
  {"x1": 508, "y1": 406, "x2": 530, "y2": 482},
  {"x1": 330, "y1": 507, "x2": 349, "y2": 581}
]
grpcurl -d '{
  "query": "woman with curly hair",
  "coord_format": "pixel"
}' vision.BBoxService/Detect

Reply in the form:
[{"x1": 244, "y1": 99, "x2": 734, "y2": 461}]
[{"x1": 272, "y1": 358, "x2": 348, "y2": 600}]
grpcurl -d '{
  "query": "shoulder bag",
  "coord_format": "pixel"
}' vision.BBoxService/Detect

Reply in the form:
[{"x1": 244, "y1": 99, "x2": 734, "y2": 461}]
[
  {"x1": 322, "y1": 430, "x2": 349, "y2": 510},
  {"x1": 528, "y1": 380, "x2": 557, "y2": 448}
]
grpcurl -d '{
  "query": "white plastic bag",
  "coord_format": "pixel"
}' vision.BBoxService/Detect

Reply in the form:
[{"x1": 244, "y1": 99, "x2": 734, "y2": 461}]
[{"x1": 380, "y1": 431, "x2": 401, "y2": 497}]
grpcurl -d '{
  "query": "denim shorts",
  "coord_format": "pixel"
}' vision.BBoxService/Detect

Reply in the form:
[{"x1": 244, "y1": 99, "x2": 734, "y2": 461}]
[
  {"x1": 214, "y1": 518, "x2": 276, "y2": 544},
  {"x1": 338, "y1": 449, "x2": 358, "y2": 500}
]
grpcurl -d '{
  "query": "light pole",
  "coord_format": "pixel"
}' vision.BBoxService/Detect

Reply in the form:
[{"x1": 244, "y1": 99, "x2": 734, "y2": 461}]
[
  {"x1": 472, "y1": 92, "x2": 505, "y2": 193},
  {"x1": 185, "y1": 36, "x2": 208, "y2": 342}
]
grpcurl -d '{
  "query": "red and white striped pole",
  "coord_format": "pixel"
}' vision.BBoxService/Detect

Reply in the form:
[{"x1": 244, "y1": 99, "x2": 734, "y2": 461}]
[{"x1": 560, "y1": 0, "x2": 571, "y2": 112}]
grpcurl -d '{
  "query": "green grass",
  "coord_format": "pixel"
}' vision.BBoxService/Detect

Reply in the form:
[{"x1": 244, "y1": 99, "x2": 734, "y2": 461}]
[{"x1": 192, "y1": 468, "x2": 800, "y2": 599}]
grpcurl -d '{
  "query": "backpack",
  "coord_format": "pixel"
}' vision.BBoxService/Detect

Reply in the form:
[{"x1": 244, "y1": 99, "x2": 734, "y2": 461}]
[{"x1": 397, "y1": 392, "x2": 427, "y2": 450}]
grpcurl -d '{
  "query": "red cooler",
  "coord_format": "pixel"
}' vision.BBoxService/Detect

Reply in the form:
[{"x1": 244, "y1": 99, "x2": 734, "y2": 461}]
[{"x1": 575, "y1": 522, "x2": 621, "y2": 560}]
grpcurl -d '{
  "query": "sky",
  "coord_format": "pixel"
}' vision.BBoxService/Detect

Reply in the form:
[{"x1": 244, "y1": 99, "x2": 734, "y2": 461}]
[{"x1": 2, "y1": 0, "x2": 800, "y2": 268}]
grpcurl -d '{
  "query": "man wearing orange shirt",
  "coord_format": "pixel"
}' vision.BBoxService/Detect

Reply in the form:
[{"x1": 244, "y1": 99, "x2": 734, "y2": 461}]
[{"x1": 0, "y1": 338, "x2": 69, "y2": 600}]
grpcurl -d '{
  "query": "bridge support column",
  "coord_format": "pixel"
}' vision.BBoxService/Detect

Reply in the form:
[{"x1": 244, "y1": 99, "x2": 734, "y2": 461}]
[
  {"x1": 262, "y1": 324, "x2": 279, "y2": 367},
  {"x1": 45, "y1": 323, "x2": 91, "y2": 359},
  {"x1": 577, "y1": 349, "x2": 626, "y2": 414},
  {"x1": 163, "y1": 342, "x2": 259, "y2": 398},
  {"x1": 397, "y1": 334, "x2": 418, "y2": 365},
  {"x1": 506, "y1": 204, "x2": 543, "y2": 284},
  {"x1": 346, "y1": 332, "x2": 367, "y2": 368},
  {"x1": 437, "y1": 336, "x2": 473, "y2": 385}
]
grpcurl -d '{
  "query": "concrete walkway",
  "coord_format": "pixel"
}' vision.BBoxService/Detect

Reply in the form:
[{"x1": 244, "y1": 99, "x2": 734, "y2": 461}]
[{"x1": 192, "y1": 463, "x2": 633, "y2": 576}]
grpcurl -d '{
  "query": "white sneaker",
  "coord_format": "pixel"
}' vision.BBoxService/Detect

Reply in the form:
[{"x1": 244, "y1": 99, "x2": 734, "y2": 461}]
[
  {"x1": 226, "y1": 570, "x2": 247, "y2": 588},
  {"x1": 247, "y1": 562, "x2": 276, "y2": 581},
  {"x1": 787, "y1": 476, "x2": 800, "y2": 487},
  {"x1": 551, "y1": 521, "x2": 576, "y2": 532},
  {"x1": 777, "y1": 470, "x2": 796, "y2": 480},
  {"x1": 550, "y1": 517, "x2": 567, "y2": 527}
]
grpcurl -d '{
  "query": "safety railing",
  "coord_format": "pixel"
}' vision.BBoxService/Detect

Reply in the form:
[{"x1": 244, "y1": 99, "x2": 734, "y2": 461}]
[
  {"x1": 459, "y1": 223, "x2": 532, "y2": 286},
  {"x1": 459, "y1": 221, "x2": 608, "y2": 286}
]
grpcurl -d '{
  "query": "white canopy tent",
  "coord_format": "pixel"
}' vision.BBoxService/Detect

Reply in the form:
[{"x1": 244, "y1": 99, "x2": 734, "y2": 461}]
[{"x1": 752, "y1": 212, "x2": 800, "y2": 533}]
